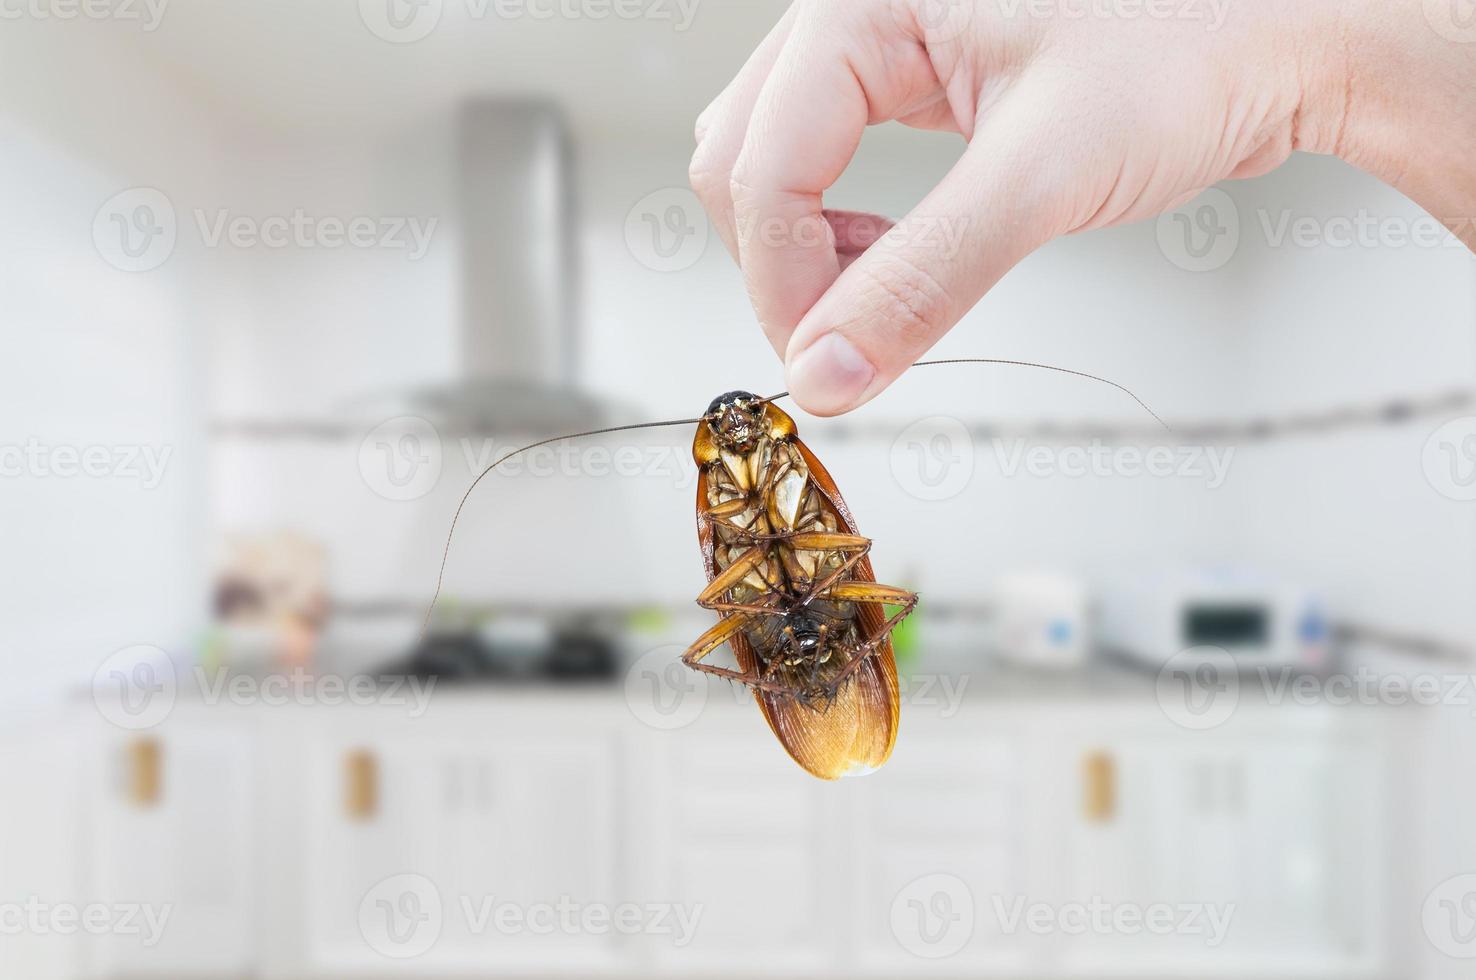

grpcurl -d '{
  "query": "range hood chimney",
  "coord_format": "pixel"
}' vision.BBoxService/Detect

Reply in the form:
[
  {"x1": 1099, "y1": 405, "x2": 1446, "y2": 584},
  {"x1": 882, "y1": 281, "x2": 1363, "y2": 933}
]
[{"x1": 413, "y1": 99, "x2": 605, "y2": 434}]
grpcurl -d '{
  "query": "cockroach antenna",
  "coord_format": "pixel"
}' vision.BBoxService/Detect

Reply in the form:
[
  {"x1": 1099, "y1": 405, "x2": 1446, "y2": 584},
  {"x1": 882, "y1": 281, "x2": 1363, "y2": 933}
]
[
  {"x1": 422, "y1": 356, "x2": 1169, "y2": 637},
  {"x1": 757, "y1": 357, "x2": 1173, "y2": 433},
  {"x1": 422, "y1": 413, "x2": 707, "y2": 638}
]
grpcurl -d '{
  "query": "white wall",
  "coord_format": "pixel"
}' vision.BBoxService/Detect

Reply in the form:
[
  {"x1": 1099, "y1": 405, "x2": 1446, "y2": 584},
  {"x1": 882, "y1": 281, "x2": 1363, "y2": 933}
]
[
  {"x1": 0, "y1": 24, "x2": 232, "y2": 705},
  {"x1": 1217, "y1": 156, "x2": 1476, "y2": 645}
]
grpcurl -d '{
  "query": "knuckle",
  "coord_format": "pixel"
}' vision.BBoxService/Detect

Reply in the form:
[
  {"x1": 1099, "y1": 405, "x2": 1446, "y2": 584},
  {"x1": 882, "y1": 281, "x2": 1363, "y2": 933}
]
[
  {"x1": 727, "y1": 164, "x2": 762, "y2": 213},
  {"x1": 727, "y1": 171, "x2": 765, "y2": 244},
  {"x1": 693, "y1": 102, "x2": 719, "y2": 146},
  {"x1": 687, "y1": 147, "x2": 729, "y2": 203},
  {"x1": 851, "y1": 257, "x2": 953, "y2": 342}
]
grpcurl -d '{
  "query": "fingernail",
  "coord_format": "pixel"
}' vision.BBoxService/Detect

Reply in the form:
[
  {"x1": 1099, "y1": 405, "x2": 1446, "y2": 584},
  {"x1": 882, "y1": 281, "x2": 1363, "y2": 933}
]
[{"x1": 786, "y1": 333, "x2": 875, "y2": 415}]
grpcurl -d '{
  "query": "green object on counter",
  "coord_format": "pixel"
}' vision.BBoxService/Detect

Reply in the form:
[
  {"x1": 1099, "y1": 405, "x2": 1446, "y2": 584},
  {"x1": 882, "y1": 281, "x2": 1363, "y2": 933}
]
[
  {"x1": 627, "y1": 607, "x2": 672, "y2": 633},
  {"x1": 888, "y1": 600, "x2": 921, "y2": 665}
]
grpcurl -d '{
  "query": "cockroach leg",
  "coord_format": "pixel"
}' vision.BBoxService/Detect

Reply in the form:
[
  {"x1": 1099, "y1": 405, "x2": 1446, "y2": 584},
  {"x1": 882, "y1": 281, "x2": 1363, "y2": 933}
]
[
  {"x1": 827, "y1": 581, "x2": 919, "y2": 657},
  {"x1": 704, "y1": 510, "x2": 809, "y2": 545},
  {"x1": 695, "y1": 544, "x2": 769, "y2": 606},
  {"x1": 682, "y1": 614, "x2": 803, "y2": 695},
  {"x1": 702, "y1": 598, "x2": 788, "y2": 618},
  {"x1": 806, "y1": 579, "x2": 919, "y2": 695},
  {"x1": 706, "y1": 513, "x2": 768, "y2": 539},
  {"x1": 785, "y1": 532, "x2": 872, "y2": 605},
  {"x1": 704, "y1": 496, "x2": 751, "y2": 521},
  {"x1": 817, "y1": 592, "x2": 917, "y2": 698},
  {"x1": 818, "y1": 580, "x2": 916, "y2": 607},
  {"x1": 784, "y1": 531, "x2": 869, "y2": 551}
]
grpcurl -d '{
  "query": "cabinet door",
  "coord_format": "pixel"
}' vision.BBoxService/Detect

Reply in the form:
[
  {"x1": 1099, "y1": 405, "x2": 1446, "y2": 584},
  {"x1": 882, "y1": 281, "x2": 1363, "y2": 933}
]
[
  {"x1": 848, "y1": 726, "x2": 1031, "y2": 975},
  {"x1": 86, "y1": 716, "x2": 255, "y2": 978},
  {"x1": 646, "y1": 733, "x2": 834, "y2": 974},
  {"x1": 421, "y1": 733, "x2": 621, "y2": 973},
  {"x1": 299, "y1": 730, "x2": 443, "y2": 973},
  {"x1": 0, "y1": 717, "x2": 87, "y2": 980},
  {"x1": 299, "y1": 723, "x2": 621, "y2": 976},
  {"x1": 1055, "y1": 716, "x2": 1385, "y2": 975}
]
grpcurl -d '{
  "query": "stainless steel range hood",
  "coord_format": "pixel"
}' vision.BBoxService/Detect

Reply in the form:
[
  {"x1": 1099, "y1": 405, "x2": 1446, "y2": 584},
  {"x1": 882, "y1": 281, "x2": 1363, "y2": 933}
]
[{"x1": 411, "y1": 99, "x2": 606, "y2": 434}]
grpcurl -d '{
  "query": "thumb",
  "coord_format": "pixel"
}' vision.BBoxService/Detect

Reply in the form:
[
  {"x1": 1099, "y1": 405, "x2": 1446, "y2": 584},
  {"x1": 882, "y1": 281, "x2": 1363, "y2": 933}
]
[{"x1": 783, "y1": 84, "x2": 1094, "y2": 416}]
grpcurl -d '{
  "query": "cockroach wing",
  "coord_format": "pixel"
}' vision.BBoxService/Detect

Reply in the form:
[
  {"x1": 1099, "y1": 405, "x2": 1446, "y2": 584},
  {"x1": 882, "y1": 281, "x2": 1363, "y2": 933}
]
[{"x1": 695, "y1": 434, "x2": 900, "y2": 780}]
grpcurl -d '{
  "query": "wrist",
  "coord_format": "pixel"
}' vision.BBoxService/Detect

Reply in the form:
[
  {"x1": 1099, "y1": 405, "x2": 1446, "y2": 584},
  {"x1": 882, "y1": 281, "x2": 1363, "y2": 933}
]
[{"x1": 1292, "y1": 0, "x2": 1476, "y2": 242}]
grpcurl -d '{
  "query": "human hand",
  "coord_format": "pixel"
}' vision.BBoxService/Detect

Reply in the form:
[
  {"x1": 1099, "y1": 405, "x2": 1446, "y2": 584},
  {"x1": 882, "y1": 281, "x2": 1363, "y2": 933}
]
[{"x1": 689, "y1": 0, "x2": 1476, "y2": 415}]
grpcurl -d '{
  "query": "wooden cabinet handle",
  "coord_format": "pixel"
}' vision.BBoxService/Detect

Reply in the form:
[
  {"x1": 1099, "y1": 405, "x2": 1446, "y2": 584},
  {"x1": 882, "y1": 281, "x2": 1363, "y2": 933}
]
[
  {"x1": 1082, "y1": 750, "x2": 1116, "y2": 824},
  {"x1": 345, "y1": 749, "x2": 378, "y2": 821},
  {"x1": 128, "y1": 737, "x2": 162, "y2": 808}
]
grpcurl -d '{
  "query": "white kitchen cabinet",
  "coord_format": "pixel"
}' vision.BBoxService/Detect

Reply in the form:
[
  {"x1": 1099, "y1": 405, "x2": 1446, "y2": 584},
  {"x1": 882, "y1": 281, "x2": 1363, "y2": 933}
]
[
  {"x1": 0, "y1": 716, "x2": 89, "y2": 980},
  {"x1": 286, "y1": 707, "x2": 622, "y2": 977},
  {"x1": 643, "y1": 729, "x2": 837, "y2": 974},
  {"x1": 632, "y1": 691, "x2": 1395, "y2": 978},
  {"x1": 1050, "y1": 709, "x2": 1387, "y2": 976},
  {"x1": 847, "y1": 723, "x2": 1032, "y2": 975},
  {"x1": 82, "y1": 710, "x2": 256, "y2": 979},
  {"x1": 47, "y1": 685, "x2": 1397, "y2": 980}
]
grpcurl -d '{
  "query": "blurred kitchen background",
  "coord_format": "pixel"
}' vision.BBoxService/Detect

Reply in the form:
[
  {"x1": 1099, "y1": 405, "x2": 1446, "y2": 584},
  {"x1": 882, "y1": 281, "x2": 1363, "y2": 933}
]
[{"x1": 4, "y1": 1, "x2": 1476, "y2": 977}]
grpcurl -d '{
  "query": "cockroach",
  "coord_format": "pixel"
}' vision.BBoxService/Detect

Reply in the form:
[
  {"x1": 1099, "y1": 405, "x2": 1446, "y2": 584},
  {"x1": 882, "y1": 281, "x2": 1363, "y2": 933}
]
[
  {"x1": 424, "y1": 358, "x2": 1168, "y2": 779},
  {"x1": 685, "y1": 389, "x2": 913, "y2": 778}
]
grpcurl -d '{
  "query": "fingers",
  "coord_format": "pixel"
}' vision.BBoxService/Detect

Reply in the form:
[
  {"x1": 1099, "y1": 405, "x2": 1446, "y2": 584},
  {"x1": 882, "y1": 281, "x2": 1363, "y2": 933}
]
[
  {"x1": 825, "y1": 209, "x2": 896, "y2": 271},
  {"x1": 688, "y1": 6, "x2": 797, "y2": 263},
  {"x1": 784, "y1": 82, "x2": 1091, "y2": 416},
  {"x1": 729, "y1": 19, "x2": 872, "y2": 356}
]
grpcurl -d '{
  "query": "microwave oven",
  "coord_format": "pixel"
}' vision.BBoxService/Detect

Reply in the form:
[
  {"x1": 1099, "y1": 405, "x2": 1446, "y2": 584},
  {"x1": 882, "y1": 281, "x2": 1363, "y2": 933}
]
[{"x1": 1098, "y1": 567, "x2": 1331, "y2": 673}]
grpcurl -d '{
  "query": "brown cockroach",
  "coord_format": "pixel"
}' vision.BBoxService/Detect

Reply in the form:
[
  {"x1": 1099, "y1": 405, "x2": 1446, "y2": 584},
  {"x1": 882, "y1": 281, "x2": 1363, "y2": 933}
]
[
  {"x1": 685, "y1": 389, "x2": 913, "y2": 777},
  {"x1": 425, "y1": 358, "x2": 1168, "y2": 779}
]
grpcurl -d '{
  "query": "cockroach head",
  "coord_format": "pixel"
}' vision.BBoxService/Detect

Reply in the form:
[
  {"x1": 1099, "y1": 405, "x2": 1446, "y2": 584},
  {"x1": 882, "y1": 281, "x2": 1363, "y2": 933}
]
[{"x1": 705, "y1": 390, "x2": 765, "y2": 454}]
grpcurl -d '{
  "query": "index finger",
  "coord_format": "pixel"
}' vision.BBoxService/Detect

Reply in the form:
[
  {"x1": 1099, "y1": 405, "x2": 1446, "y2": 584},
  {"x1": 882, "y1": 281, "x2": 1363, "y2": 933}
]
[{"x1": 729, "y1": 18, "x2": 870, "y2": 357}]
